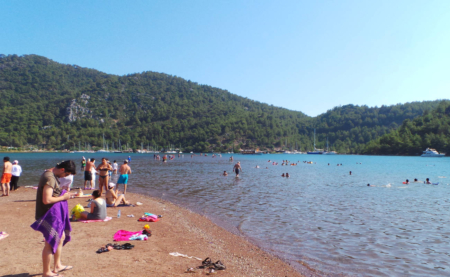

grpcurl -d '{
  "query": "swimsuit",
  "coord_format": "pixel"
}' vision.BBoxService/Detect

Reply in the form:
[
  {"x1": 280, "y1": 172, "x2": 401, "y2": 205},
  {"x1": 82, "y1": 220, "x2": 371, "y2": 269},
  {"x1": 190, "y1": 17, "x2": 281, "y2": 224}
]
[
  {"x1": 1, "y1": 173, "x2": 12, "y2": 183},
  {"x1": 117, "y1": 174, "x2": 128, "y2": 185},
  {"x1": 84, "y1": 171, "x2": 92, "y2": 181}
]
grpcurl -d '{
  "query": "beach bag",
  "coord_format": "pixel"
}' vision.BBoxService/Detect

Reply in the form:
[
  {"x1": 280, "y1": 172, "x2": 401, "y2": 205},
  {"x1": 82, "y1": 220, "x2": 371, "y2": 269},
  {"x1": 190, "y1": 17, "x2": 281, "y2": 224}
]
[{"x1": 70, "y1": 204, "x2": 85, "y2": 220}]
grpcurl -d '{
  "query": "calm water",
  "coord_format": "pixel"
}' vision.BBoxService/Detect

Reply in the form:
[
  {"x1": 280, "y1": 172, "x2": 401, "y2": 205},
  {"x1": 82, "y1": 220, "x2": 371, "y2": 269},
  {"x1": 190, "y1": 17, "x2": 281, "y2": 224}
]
[{"x1": 8, "y1": 152, "x2": 450, "y2": 276}]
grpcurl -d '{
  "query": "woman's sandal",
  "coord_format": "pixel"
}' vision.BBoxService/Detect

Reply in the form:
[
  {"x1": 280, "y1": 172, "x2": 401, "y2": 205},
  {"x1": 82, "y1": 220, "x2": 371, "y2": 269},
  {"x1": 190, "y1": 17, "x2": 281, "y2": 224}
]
[
  {"x1": 200, "y1": 257, "x2": 212, "y2": 268},
  {"x1": 122, "y1": 243, "x2": 134, "y2": 250},
  {"x1": 212, "y1": 260, "x2": 226, "y2": 270}
]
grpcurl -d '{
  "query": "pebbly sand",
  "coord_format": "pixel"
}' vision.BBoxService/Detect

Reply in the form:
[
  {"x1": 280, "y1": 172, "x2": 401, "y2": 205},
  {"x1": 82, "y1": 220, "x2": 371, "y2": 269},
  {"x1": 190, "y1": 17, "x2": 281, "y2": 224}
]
[{"x1": 0, "y1": 188, "x2": 308, "y2": 277}]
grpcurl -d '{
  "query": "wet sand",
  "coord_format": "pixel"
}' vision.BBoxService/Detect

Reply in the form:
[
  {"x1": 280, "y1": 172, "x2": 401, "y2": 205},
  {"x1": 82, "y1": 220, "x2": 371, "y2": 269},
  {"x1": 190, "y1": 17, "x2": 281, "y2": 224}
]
[{"x1": 0, "y1": 188, "x2": 306, "y2": 276}]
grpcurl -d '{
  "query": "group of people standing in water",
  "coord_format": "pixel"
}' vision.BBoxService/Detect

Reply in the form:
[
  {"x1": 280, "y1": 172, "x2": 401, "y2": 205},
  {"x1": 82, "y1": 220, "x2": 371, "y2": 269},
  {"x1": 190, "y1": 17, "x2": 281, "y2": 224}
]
[{"x1": 81, "y1": 157, "x2": 132, "y2": 195}]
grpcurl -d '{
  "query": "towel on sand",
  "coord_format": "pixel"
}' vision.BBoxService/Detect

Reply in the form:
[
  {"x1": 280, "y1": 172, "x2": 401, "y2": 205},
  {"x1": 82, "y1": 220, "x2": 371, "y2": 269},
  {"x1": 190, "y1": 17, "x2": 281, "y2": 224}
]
[
  {"x1": 113, "y1": 230, "x2": 148, "y2": 241},
  {"x1": 78, "y1": 216, "x2": 112, "y2": 223}
]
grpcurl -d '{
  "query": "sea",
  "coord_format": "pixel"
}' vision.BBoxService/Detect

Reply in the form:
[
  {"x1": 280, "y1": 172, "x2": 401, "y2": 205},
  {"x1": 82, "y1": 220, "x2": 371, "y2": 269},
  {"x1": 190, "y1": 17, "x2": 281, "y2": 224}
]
[{"x1": 7, "y1": 152, "x2": 450, "y2": 277}]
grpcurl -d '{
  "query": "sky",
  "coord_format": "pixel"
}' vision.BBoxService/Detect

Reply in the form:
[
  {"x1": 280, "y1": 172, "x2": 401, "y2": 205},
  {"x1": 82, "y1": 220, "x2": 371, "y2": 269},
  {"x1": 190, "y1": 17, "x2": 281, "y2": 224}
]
[{"x1": 1, "y1": 1, "x2": 450, "y2": 116}]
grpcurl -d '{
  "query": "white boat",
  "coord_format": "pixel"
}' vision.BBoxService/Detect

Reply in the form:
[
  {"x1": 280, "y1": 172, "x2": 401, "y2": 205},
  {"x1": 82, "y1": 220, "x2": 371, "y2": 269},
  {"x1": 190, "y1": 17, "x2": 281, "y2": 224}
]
[
  {"x1": 307, "y1": 129, "x2": 323, "y2": 154},
  {"x1": 323, "y1": 137, "x2": 337, "y2": 155},
  {"x1": 421, "y1": 148, "x2": 445, "y2": 157}
]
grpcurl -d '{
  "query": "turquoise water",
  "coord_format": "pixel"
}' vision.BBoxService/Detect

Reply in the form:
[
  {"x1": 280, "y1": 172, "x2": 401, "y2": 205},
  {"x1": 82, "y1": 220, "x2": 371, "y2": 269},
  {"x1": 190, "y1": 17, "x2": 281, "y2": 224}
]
[{"x1": 6, "y1": 152, "x2": 450, "y2": 276}]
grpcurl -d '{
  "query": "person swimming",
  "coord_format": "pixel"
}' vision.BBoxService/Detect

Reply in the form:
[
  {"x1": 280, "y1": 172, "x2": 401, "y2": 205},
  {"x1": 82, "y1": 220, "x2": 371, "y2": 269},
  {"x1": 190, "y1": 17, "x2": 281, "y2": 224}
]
[
  {"x1": 286, "y1": 173, "x2": 290, "y2": 177},
  {"x1": 414, "y1": 178, "x2": 418, "y2": 182},
  {"x1": 425, "y1": 178, "x2": 431, "y2": 184},
  {"x1": 405, "y1": 179, "x2": 409, "y2": 184},
  {"x1": 223, "y1": 171, "x2": 228, "y2": 176},
  {"x1": 281, "y1": 173, "x2": 285, "y2": 177}
]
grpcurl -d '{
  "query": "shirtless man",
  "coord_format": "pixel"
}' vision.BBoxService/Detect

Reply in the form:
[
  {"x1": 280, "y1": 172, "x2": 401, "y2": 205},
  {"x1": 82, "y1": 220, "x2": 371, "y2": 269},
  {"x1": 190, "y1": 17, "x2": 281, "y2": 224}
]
[
  {"x1": 84, "y1": 158, "x2": 96, "y2": 190},
  {"x1": 233, "y1": 161, "x2": 242, "y2": 177},
  {"x1": 97, "y1": 158, "x2": 113, "y2": 195},
  {"x1": 2, "y1": 157, "x2": 13, "y2": 196},
  {"x1": 116, "y1": 160, "x2": 131, "y2": 195}
]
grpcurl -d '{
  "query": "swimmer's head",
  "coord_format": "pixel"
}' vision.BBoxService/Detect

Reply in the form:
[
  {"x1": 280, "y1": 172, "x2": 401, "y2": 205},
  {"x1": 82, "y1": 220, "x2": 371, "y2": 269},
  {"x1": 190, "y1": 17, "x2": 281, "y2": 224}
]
[
  {"x1": 414, "y1": 178, "x2": 418, "y2": 181},
  {"x1": 367, "y1": 184, "x2": 370, "y2": 186}
]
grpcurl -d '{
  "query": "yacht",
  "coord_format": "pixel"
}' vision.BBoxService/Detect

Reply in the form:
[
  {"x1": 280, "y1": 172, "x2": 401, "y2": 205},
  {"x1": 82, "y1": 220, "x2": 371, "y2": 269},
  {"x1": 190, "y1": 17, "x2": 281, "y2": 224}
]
[
  {"x1": 421, "y1": 148, "x2": 445, "y2": 157},
  {"x1": 307, "y1": 129, "x2": 324, "y2": 154},
  {"x1": 323, "y1": 137, "x2": 337, "y2": 155}
]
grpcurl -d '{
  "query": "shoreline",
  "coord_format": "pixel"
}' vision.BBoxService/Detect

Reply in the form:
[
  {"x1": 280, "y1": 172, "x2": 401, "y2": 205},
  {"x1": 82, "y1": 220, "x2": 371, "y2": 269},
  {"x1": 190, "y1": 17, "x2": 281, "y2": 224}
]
[{"x1": 0, "y1": 187, "x2": 309, "y2": 276}]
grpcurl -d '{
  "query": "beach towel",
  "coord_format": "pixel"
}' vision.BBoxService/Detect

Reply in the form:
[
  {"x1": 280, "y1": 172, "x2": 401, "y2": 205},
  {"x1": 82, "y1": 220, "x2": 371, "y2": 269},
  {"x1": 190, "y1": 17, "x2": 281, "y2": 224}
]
[
  {"x1": 113, "y1": 230, "x2": 148, "y2": 241},
  {"x1": 138, "y1": 214, "x2": 159, "y2": 222},
  {"x1": 30, "y1": 197, "x2": 71, "y2": 254},
  {"x1": 78, "y1": 217, "x2": 112, "y2": 223}
]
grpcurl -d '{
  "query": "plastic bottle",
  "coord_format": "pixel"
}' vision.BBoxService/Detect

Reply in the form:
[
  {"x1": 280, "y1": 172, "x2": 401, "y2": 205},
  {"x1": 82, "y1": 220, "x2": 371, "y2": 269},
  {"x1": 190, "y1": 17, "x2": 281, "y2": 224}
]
[{"x1": 117, "y1": 210, "x2": 121, "y2": 218}]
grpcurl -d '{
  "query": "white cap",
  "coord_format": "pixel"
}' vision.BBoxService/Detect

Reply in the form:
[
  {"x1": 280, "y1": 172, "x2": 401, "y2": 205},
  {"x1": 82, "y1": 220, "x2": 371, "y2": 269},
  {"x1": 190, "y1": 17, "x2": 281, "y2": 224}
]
[
  {"x1": 13, "y1": 160, "x2": 18, "y2": 164},
  {"x1": 108, "y1": 182, "x2": 115, "y2": 187}
]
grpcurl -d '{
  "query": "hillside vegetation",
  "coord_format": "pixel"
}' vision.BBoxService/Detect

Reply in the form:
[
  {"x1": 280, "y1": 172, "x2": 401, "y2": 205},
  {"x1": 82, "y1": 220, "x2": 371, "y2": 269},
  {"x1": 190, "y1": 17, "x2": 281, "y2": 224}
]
[
  {"x1": 363, "y1": 101, "x2": 450, "y2": 155},
  {"x1": 0, "y1": 54, "x2": 446, "y2": 153}
]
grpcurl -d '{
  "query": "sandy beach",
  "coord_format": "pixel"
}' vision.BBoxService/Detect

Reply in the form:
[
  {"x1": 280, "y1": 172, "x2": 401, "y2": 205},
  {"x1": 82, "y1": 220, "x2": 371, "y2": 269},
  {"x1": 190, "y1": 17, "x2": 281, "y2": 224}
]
[{"x1": 0, "y1": 187, "x2": 307, "y2": 277}]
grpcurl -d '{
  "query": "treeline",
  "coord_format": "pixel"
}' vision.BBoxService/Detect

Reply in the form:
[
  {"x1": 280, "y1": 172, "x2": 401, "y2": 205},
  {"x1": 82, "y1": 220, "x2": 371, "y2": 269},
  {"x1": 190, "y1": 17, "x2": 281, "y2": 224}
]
[
  {"x1": 363, "y1": 101, "x2": 450, "y2": 155},
  {"x1": 0, "y1": 54, "x2": 446, "y2": 153}
]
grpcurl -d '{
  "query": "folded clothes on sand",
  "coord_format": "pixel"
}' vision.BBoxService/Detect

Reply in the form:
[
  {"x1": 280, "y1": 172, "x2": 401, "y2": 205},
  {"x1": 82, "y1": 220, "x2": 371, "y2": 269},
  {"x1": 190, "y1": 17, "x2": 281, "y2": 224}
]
[
  {"x1": 138, "y1": 214, "x2": 159, "y2": 222},
  {"x1": 113, "y1": 230, "x2": 148, "y2": 241}
]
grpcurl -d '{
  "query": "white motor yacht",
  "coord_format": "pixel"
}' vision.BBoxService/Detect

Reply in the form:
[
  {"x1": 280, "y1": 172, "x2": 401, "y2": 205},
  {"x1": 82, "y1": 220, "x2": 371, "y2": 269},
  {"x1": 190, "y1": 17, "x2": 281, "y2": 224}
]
[{"x1": 421, "y1": 148, "x2": 445, "y2": 157}]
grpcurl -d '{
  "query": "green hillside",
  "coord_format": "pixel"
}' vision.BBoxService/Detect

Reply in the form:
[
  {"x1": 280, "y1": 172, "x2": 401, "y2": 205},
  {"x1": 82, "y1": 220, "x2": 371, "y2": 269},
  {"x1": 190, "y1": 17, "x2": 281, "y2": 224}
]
[
  {"x1": 0, "y1": 54, "x2": 445, "y2": 153},
  {"x1": 363, "y1": 101, "x2": 450, "y2": 156}
]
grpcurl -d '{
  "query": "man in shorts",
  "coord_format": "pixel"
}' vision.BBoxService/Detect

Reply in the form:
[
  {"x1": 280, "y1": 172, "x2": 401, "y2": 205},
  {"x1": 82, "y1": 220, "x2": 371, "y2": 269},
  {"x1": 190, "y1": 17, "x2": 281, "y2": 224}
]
[
  {"x1": 116, "y1": 160, "x2": 131, "y2": 195},
  {"x1": 84, "y1": 158, "x2": 96, "y2": 190},
  {"x1": 2, "y1": 157, "x2": 13, "y2": 196},
  {"x1": 233, "y1": 161, "x2": 242, "y2": 177}
]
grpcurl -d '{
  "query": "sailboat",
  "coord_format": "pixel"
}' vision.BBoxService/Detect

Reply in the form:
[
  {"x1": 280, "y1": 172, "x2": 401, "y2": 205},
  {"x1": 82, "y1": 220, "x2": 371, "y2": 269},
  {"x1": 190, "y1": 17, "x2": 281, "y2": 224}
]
[
  {"x1": 97, "y1": 133, "x2": 110, "y2": 153},
  {"x1": 307, "y1": 129, "x2": 323, "y2": 154},
  {"x1": 322, "y1": 137, "x2": 337, "y2": 155}
]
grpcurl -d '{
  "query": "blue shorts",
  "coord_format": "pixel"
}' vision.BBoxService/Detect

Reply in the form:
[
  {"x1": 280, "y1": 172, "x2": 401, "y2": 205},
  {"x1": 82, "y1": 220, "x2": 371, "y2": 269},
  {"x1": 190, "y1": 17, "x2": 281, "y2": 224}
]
[{"x1": 117, "y1": 174, "x2": 128, "y2": 185}]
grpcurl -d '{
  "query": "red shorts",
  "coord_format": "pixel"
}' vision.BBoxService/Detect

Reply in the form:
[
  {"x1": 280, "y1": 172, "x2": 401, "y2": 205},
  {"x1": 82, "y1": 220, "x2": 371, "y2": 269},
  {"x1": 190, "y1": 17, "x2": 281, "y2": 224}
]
[{"x1": 1, "y1": 173, "x2": 12, "y2": 184}]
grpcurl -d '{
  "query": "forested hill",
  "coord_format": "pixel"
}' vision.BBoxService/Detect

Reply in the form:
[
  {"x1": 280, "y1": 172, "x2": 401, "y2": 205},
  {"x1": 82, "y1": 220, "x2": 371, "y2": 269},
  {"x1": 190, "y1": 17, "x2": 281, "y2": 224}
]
[
  {"x1": 363, "y1": 101, "x2": 450, "y2": 156},
  {"x1": 0, "y1": 54, "x2": 446, "y2": 153}
]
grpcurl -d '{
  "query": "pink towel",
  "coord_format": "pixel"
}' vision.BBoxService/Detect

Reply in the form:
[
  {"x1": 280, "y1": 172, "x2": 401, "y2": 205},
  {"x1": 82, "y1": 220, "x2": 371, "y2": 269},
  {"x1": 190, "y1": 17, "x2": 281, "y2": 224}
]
[
  {"x1": 113, "y1": 230, "x2": 147, "y2": 241},
  {"x1": 79, "y1": 217, "x2": 112, "y2": 223},
  {"x1": 138, "y1": 215, "x2": 160, "y2": 222}
]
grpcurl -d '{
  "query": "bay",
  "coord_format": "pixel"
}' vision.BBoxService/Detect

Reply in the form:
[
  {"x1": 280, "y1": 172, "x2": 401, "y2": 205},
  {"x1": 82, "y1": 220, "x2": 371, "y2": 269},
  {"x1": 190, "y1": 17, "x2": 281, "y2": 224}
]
[{"x1": 6, "y1": 152, "x2": 450, "y2": 276}]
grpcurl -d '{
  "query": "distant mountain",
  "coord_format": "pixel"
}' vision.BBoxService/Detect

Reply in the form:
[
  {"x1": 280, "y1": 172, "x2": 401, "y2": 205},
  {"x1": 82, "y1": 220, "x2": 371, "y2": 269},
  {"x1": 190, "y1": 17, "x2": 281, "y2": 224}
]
[
  {"x1": 0, "y1": 54, "x2": 446, "y2": 153},
  {"x1": 363, "y1": 101, "x2": 450, "y2": 156}
]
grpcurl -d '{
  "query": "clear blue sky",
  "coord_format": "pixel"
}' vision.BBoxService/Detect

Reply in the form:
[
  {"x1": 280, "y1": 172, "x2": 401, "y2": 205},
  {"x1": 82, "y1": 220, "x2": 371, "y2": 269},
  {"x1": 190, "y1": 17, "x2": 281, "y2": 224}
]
[{"x1": 1, "y1": 1, "x2": 450, "y2": 116}]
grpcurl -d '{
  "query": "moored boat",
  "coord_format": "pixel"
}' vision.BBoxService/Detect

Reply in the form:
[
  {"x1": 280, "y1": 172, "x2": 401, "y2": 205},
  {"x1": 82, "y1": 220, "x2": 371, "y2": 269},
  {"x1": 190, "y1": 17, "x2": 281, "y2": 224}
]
[{"x1": 421, "y1": 148, "x2": 445, "y2": 157}]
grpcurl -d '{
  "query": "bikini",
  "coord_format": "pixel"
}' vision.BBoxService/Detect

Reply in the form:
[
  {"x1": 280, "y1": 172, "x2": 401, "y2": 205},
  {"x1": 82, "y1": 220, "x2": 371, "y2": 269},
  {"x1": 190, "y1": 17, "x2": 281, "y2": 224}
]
[{"x1": 99, "y1": 168, "x2": 109, "y2": 179}]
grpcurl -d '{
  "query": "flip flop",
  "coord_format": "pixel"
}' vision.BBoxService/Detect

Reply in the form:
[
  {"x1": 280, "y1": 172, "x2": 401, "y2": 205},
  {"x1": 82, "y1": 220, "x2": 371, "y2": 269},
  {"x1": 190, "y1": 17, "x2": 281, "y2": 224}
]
[
  {"x1": 213, "y1": 260, "x2": 226, "y2": 270},
  {"x1": 55, "y1": 265, "x2": 73, "y2": 273}
]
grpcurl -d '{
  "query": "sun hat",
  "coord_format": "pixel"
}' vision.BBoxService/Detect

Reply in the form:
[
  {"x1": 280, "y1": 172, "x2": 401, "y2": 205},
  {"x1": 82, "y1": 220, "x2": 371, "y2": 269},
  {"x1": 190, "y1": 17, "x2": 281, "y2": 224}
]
[{"x1": 13, "y1": 160, "x2": 18, "y2": 164}]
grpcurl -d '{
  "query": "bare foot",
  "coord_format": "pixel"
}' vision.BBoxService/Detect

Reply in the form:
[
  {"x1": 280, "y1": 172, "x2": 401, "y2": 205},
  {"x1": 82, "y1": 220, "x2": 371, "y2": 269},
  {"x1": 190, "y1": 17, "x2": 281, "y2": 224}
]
[{"x1": 53, "y1": 265, "x2": 73, "y2": 273}]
